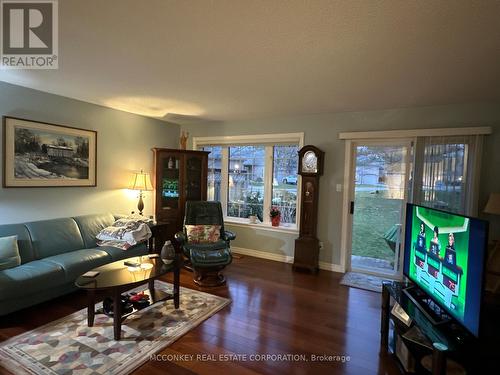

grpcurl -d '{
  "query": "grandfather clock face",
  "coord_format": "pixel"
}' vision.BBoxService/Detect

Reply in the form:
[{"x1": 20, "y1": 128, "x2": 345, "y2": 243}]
[{"x1": 302, "y1": 151, "x2": 318, "y2": 173}]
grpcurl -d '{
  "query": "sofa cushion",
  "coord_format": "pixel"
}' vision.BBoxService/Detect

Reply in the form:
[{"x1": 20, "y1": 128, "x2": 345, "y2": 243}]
[
  {"x1": 25, "y1": 218, "x2": 85, "y2": 259},
  {"x1": 73, "y1": 213, "x2": 116, "y2": 248},
  {"x1": 0, "y1": 236, "x2": 21, "y2": 270},
  {"x1": 0, "y1": 260, "x2": 65, "y2": 300},
  {"x1": 0, "y1": 224, "x2": 35, "y2": 264},
  {"x1": 95, "y1": 243, "x2": 149, "y2": 261},
  {"x1": 42, "y1": 249, "x2": 111, "y2": 281}
]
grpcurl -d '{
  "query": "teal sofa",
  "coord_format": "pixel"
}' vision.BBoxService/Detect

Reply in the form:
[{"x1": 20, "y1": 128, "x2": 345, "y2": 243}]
[{"x1": 0, "y1": 213, "x2": 149, "y2": 316}]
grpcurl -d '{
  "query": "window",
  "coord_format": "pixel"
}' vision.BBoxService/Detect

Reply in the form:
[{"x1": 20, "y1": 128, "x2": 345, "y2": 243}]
[
  {"x1": 204, "y1": 146, "x2": 222, "y2": 201},
  {"x1": 195, "y1": 133, "x2": 304, "y2": 229},
  {"x1": 228, "y1": 145, "x2": 265, "y2": 220},
  {"x1": 272, "y1": 145, "x2": 299, "y2": 224},
  {"x1": 413, "y1": 135, "x2": 481, "y2": 215}
]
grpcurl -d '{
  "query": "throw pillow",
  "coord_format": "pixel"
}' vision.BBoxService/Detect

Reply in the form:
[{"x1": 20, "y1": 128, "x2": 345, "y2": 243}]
[
  {"x1": 185, "y1": 225, "x2": 221, "y2": 244},
  {"x1": 0, "y1": 235, "x2": 21, "y2": 270}
]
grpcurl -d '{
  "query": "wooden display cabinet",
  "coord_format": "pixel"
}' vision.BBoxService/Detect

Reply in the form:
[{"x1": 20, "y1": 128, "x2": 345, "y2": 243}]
[{"x1": 152, "y1": 148, "x2": 209, "y2": 241}]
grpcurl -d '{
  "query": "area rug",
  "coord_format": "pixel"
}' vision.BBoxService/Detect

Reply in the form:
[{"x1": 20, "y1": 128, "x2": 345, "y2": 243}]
[
  {"x1": 0, "y1": 281, "x2": 230, "y2": 375},
  {"x1": 340, "y1": 272, "x2": 392, "y2": 293}
]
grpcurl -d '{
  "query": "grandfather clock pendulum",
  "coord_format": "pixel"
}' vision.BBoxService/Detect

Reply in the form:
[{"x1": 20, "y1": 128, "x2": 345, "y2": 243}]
[{"x1": 293, "y1": 145, "x2": 325, "y2": 273}]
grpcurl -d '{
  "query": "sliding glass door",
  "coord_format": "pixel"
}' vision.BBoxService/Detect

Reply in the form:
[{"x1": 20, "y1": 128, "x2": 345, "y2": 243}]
[{"x1": 348, "y1": 140, "x2": 413, "y2": 277}]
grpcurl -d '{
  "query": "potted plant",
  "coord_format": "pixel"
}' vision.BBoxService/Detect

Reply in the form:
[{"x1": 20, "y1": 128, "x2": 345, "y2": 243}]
[
  {"x1": 248, "y1": 207, "x2": 257, "y2": 224},
  {"x1": 270, "y1": 206, "x2": 281, "y2": 227}
]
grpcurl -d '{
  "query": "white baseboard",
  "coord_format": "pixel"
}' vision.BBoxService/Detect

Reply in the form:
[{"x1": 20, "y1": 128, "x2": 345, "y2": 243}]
[
  {"x1": 318, "y1": 261, "x2": 344, "y2": 273},
  {"x1": 232, "y1": 246, "x2": 294, "y2": 263},
  {"x1": 231, "y1": 246, "x2": 344, "y2": 273}
]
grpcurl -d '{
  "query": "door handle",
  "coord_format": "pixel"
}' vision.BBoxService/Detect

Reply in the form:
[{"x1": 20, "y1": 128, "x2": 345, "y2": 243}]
[{"x1": 350, "y1": 201, "x2": 355, "y2": 215}]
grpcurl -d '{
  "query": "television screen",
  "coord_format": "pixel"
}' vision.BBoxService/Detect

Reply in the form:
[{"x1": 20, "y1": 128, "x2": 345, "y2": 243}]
[{"x1": 403, "y1": 203, "x2": 488, "y2": 337}]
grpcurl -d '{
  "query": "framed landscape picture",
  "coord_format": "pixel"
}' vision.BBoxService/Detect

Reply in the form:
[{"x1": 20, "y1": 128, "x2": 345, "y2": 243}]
[{"x1": 2, "y1": 117, "x2": 97, "y2": 187}]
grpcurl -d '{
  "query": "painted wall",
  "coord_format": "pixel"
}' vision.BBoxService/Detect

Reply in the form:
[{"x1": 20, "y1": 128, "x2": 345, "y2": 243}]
[
  {"x1": 0, "y1": 82, "x2": 179, "y2": 224},
  {"x1": 183, "y1": 103, "x2": 500, "y2": 267}
]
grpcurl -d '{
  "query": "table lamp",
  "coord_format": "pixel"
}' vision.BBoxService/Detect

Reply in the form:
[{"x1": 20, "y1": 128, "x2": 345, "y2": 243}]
[
  {"x1": 484, "y1": 193, "x2": 500, "y2": 216},
  {"x1": 129, "y1": 169, "x2": 153, "y2": 215}
]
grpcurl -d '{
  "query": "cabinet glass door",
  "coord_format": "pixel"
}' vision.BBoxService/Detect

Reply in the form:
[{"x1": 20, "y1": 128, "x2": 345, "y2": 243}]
[
  {"x1": 185, "y1": 156, "x2": 202, "y2": 201},
  {"x1": 161, "y1": 155, "x2": 180, "y2": 209}
]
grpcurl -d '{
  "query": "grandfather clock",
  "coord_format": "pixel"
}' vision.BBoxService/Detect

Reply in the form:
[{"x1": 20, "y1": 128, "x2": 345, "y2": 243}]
[{"x1": 293, "y1": 145, "x2": 324, "y2": 273}]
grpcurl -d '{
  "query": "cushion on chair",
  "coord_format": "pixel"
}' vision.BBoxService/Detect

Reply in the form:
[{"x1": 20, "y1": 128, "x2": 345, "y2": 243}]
[
  {"x1": 185, "y1": 225, "x2": 221, "y2": 243},
  {"x1": 0, "y1": 236, "x2": 21, "y2": 270},
  {"x1": 190, "y1": 247, "x2": 232, "y2": 267},
  {"x1": 0, "y1": 260, "x2": 65, "y2": 300},
  {"x1": 186, "y1": 240, "x2": 232, "y2": 267},
  {"x1": 42, "y1": 248, "x2": 112, "y2": 281}
]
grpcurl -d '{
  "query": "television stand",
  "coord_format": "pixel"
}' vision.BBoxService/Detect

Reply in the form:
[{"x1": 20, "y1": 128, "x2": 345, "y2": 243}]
[
  {"x1": 403, "y1": 285, "x2": 451, "y2": 326},
  {"x1": 381, "y1": 281, "x2": 473, "y2": 374}
]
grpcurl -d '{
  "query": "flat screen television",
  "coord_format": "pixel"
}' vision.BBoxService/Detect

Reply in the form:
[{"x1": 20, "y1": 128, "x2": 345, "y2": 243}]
[{"x1": 403, "y1": 203, "x2": 488, "y2": 337}]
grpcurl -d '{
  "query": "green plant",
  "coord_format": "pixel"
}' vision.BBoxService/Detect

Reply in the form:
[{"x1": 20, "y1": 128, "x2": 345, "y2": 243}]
[
  {"x1": 244, "y1": 192, "x2": 262, "y2": 219},
  {"x1": 270, "y1": 206, "x2": 281, "y2": 218}
]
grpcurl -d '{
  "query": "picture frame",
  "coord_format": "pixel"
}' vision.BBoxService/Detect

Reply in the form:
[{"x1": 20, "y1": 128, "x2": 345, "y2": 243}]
[{"x1": 2, "y1": 116, "x2": 97, "y2": 187}]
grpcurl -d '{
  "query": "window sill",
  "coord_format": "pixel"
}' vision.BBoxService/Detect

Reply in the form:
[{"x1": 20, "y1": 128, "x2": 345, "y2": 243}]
[{"x1": 224, "y1": 218, "x2": 299, "y2": 235}]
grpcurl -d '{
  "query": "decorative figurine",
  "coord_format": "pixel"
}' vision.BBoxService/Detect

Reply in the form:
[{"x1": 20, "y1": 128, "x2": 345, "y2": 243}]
[{"x1": 180, "y1": 131, "x2": 189, "y2": 150}]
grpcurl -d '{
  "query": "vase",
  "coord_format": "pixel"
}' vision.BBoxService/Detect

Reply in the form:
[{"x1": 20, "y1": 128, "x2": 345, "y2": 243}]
[
  {"x1": 271, "y1": 215, "x2": 280, "y2": 227},
  {"x1": 160, "y1": 240, "x2": 175, "y2": 264}
]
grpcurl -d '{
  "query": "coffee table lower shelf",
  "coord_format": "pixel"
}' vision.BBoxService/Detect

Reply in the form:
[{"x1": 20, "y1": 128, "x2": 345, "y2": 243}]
[{"x1": 86, "y1": 280, "x2": 179, "y2": 340}]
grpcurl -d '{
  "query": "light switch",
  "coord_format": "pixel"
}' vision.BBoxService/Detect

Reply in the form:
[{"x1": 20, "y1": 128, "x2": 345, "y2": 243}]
[{"x1": 336, "y1": 184, "x2": 342, "y2": 192}]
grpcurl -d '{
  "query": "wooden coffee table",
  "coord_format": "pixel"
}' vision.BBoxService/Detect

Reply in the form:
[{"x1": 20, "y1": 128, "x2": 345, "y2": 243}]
[{"x1": 75, "y1": 255, "x2": 179, "y2": 340}]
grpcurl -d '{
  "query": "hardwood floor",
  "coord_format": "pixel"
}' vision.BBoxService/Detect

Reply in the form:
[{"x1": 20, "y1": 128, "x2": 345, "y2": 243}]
[{"x1": 0, "y1": 255, "x2": 400, "y2": 375}]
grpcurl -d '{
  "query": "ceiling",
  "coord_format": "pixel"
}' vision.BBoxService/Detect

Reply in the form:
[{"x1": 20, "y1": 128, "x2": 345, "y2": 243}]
[{"x1": 1, "y1": 0, "x2": 500, "y2": 124}]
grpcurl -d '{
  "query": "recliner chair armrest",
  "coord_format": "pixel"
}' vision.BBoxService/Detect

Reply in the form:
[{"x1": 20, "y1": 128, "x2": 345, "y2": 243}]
[
  {"x1": 174, "y1": 231, "x2": 187, "y2": 246},
  {"x1": 222, "y1": 230, "x2": 236, "y2": 241}
]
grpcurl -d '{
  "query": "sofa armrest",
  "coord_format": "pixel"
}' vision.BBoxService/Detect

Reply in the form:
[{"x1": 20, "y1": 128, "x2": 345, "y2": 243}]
[
  {"x1": 222, "y1": 230, "x2": 236, "y2": 241},
  {"x1": 174, "y1": 231, "x2": 187, "y2": 246}
]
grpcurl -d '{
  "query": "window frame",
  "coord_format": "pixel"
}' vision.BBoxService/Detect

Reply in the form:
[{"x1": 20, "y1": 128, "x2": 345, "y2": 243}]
[{"x1": 193, "y1": 132, "x2": 305, "y2": 231}]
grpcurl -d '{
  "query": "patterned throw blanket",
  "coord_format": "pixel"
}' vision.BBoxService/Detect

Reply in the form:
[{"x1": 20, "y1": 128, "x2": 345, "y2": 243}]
[{"x1": 96, "y1": 216, "x2": 152, "y2": 250}]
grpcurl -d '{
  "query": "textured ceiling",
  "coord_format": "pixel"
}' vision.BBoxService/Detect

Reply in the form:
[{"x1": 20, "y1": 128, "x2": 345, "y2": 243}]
[{"x1": 1, "y1": 0, "x2": 499, "y2": 123}]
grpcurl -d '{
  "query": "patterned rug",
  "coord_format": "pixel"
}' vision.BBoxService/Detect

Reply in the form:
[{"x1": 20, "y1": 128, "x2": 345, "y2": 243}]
[
  {"x1": 0, "y1": 281, "x2": 230, "y2": 375},
  {"x1": 340, "y1": 272, "x2": 393, "y2": 293}
]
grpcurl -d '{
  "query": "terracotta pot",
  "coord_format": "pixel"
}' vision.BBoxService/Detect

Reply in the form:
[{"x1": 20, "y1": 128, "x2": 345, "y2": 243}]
[{"x1": 271, "y1": 215, "x2": 281, "y2": 227}]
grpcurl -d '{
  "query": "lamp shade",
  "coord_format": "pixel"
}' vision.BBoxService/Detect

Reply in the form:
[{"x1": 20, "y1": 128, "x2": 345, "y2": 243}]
[
  {"x1": 484, "y1": 193, "x2": 500, "y2": 215},
  {"x1": 129, "y1": 170, "x2": 153, "y2": 191}
]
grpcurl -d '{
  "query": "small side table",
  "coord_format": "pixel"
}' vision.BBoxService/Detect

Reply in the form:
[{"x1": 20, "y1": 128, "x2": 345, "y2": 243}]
[{"x1": 148, "y1": 222, "x2": 169, "y2": 253}]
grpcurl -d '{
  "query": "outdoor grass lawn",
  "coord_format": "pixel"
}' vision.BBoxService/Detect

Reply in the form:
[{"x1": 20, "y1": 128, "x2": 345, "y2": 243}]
[{"x1": 352, "y1": 189, "x2": 403, "y2": 263}]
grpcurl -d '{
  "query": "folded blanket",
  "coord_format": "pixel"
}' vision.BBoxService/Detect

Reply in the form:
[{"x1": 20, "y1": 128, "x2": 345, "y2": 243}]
[{"x1": 96, "y1": 217, "x2": 152, "y2": 250}]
